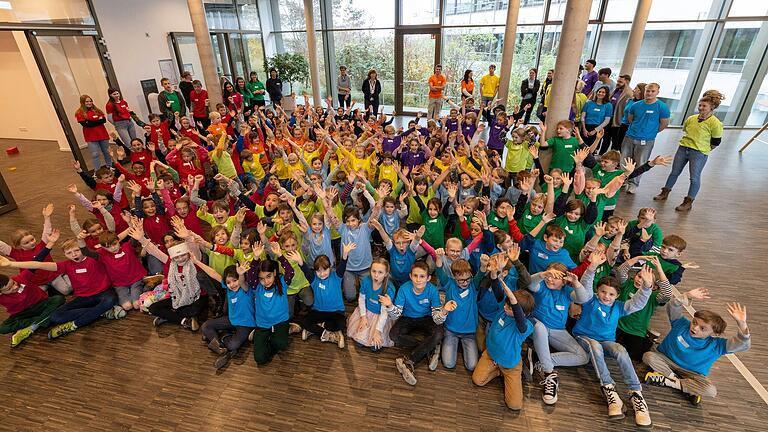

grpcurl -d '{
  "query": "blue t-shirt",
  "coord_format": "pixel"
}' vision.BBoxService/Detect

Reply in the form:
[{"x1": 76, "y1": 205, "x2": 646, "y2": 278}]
[
  {"x1": 438, "y1": 267, "x2": 479, "y2": 334},
  {"x1": 486, "y1": 309, "x2": 534, "y2": 369},
  {"x1": 519, "y1": 234, "x2": 576, "y2": 274},
  {"x1": 531, "y1": 282, "x2": 574, "y2": 330},
  {"x1": 394, "y1": 281, "x2": 441, "y2": 319},
  {"x1": 339, "y1": 222, "x2": 372, "y2": 272},
  {"x1": 303, "y1": 226, "x2": 334, "y2": 267},
  {"x1": 477, "y1": 269, "x2": 518, "y2": 321},
  {"x1": 311, "y1": 273, "x2": 345, "y2": 313},
  {"x1": 226, "y1": 284, "x2": 256, "y2": 328},
  {"x1": 582, "y1": 100, "x2": 614, "y2": 125},
  {"x1": 360, "y1": 276, "x2": 396, "y2": 315},
  {"x1": 626, "y1": 100, "x2": 670, "y2": 141},
  {"x1": 572, "y1": 296, "x2": 628, "y2": 342},
  {"x1": 389, "y1": 245, "x2": 416, "y2": 286},
  {"x1": 254, "y1": 277, "x2": 290, "y2": 328},
  {"x1": 621, "y1": 99, "x2": 636, "y2": 125},
  {"x1": 378, "y1": 211, "x2": 400, "y2": 236},
  {"x1": 658, "y1": 317, "x2": 728, "y2": 376}
]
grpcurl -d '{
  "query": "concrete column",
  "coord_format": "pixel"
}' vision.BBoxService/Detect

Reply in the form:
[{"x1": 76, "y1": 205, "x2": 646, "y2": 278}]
[
  {"x1": 187, "y1": 0, "x2": 222, "y2": 106},
  {"x1": 303, "y1": 0, "x2": 322, "y2": 107},
  {"x1": 497, "y1": 0, "x2": 520, "y2": 106},
  {"x1": 545, "y1": 0, "x2": 592, "y2": 138},
  {"x1": 619, "y1": 0, "x2": 652, "y2": 77}
]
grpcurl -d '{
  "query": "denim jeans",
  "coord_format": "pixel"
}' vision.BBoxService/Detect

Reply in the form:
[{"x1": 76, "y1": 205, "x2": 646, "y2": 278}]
[
  {"x1": 441, "y1": 329, "x2": 479, "y2": 371},
  {"x1": 87, "y1": 140, "x2": 113, "y2": 169},
  {"x1": 577, "y1": 336, "x2": 641, "y2": 391},
  {"x1": 620, "y1": 137, "x2": 655, "y2": 187},
  {"x1": 112, "y1": 119, "x2": 137, "y2": 146},
  {"x1": 114, "y1": 279, "x2": 146, "y2": 306},
  {"x1": 664, "y1": 146, "x2": 709, "y2": 198},
  {"x1": 531, "y1": 319, "x2": 589, "y2": 373},
  {"x1": 50, "y1": 288, "x2": 117, "y2": 328},
  {"x1": 342, "y1": 269, "x2": 369, "y2": 302}
]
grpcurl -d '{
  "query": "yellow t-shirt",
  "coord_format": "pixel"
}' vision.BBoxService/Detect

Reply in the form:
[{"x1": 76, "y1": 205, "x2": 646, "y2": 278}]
[
  {"x1": 480, "y1": 74, "x2": 500, "y2": 97},
  {"x1": 377, "y1": 164, "x2": 398, "y2": 187},
  {"x1": 242, "y1": 155, "x2": 265, "y2": 180},
  {"x1": 679, "y1": 114, "x2": 723, "y2": 155}
]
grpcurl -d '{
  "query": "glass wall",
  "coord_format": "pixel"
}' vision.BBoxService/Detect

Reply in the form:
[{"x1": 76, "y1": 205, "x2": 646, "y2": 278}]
[{"x1": 210, "y1": 0, "x2": 768, "y2": 125}]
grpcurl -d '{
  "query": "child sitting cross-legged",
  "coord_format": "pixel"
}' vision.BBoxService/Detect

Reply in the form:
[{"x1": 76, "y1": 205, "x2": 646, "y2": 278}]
[
  {"x1": 292, "y1": 242, "x2": 356, "y2": 349},
  {"x1": 643, "y1": 289, "x2": 751, "y2": 405}
]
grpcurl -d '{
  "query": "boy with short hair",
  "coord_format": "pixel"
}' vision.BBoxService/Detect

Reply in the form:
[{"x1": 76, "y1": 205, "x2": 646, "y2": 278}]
[
  {"x1": 520, "y1": 218, "x2": 576, "y2": 273},
  {"x1": 644, "y1": 288, "x2": 750, "y2": 405}
]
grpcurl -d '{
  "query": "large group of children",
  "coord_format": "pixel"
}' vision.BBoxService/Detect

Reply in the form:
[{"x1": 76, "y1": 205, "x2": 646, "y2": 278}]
[{"x1": 0, "y1": 75, "x2": 751, "y2": 428}]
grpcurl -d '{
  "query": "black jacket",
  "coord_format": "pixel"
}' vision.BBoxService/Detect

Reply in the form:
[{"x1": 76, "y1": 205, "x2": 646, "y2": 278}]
[
  {"x1": 266, "y1": 78, "x2": 283, "y2": 101},
  {"x1": 362, "y1": 79, "x2": 381, "y2": 102},
  {"x1": 521, "y1": 78, "x2": 541, "y2": 103}
]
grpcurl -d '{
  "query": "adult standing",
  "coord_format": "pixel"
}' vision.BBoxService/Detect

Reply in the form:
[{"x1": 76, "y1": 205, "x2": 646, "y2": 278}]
[
  {"x1": 620, "y1": 82, "x2": 670, "y2": 194},
  {"x1": 75, "y1": 94, "x2": 112, "y2": 169},
  {"x1": 537, "y1": 69, "x2": 553, "y2": 122},
  {"x1": 247, "y1": 71, "x2": 266, "y2": 108},
  {"x1": 479, "y1": 64, "x2": 500, "y2": 107},
  {"x1": 460, "y1": 69, "x2": 474, "y2": 100},
  {"x1": 361, "y1": 69, "x2": 381, "y2": 117},
  {"x1": 105, "y1": 88, "x2": 138, "y2": 145},
  {"x1": 266, "y1": 68, "x2": 283, "y2": 108},
  {"x1": 337, "y1": 65, "x2": 352, "y2": 109},
  {"x1": 581, "y1": 59, "x2": 598, "y2": 95},
  {"x1": 179, "y1": 71, "x2": 195, "y2": 109},
  {"x1": 157, "y1": 78, "x2": 187, "y2": 122},
  {"x1": 599, "y1": 74, "x2": 632, "y2": 154},
  {"x1": 188, "y1": 79, "x2": 210, "y2": 131},
  {"x1": 520, "y1": 68, "x2": 540, "y2": 125},
  {"x1": 654, "y1": 90, "x2": 724, "y2": 212},
  {"x1": 590, "y1": 68, "x2": 616, "y2": 98},
  {"x1": 427, "y1": 64, "x2": 447, "y2": 120},
  {"x1": 580, "y1": 87, "x2": 613, "y2": 150}
]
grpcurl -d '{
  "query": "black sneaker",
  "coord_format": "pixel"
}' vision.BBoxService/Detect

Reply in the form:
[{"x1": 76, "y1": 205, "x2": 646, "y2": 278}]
[
  {"x1": 688, "y1": 394, "x2": 701, "y2": 406},
  {"x1": 540, "y1": 372, "x2": 559, "y2": 405},
  {"x1": 153, "y1": 316, "x2": 168, "y2": 327}
]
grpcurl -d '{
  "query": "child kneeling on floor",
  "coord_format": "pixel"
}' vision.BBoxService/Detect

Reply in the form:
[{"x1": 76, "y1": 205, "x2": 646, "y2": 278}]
[
  {"x1": 472, "y1": 278, "x2": 534, "y2": 411},
  {"x1": 643, "y1": 288, "x2": 750, "y2": 405}
]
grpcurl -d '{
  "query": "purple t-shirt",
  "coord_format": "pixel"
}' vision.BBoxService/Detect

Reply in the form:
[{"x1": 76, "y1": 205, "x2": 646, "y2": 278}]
[
  {"x1": 381, "y1": 135, "x2": 403, "y2": 153},
  {"x1": 581, "y1": 70, "x2": 598, "y2": 95},
  {"x1": 445, "y1": 118, "x2": 459, "y2": 132},
  {"x1": 401, "y1": 150, "x2": 427, "y2": 169},
  {"x1": 487, "y1": 116, "x2": 506, "y2": 151},
  {"x1": 461, "y1": 123, "x2": 477, "y2": 141}
]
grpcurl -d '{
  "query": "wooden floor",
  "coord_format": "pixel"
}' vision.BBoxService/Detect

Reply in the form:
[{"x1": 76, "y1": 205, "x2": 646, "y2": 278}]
[{"x1": 0, "y1": 132, "x2": 767, "y2": 431}]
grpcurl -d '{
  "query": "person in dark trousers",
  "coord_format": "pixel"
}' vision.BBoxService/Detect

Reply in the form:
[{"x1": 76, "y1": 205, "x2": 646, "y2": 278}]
[
  {"x1": 362, "y1": 69, "x2": 382, "y2": 119},
  {"x1": 266, "y1": 68, "x2": 283, "y2": 108},
  {"x1": 520, "y1": 68, "x2": 541, "y2": 125}
]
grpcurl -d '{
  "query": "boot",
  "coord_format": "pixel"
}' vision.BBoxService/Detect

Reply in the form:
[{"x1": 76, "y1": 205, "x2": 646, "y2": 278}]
[
  {"x1": 675, "y1": 196, "x2": 694, "y2": 212},
  {"x1": 601, "y1": 384, "x2": 624, "y2": 419},
  {"x1": 653, "y1": 187, "x2": 671, "y2": 201},
  {"x1": 207, "y1": 337, "x2": 227, "y2": 355},
  {"x1": 629, "y1": 390, "x2": 652, "y2": 428}
]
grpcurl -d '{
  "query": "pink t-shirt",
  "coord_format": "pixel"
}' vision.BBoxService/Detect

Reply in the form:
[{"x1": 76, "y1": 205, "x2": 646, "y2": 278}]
[
  {"x1": 57, "y1": 257, "x2": 112, "y2": 297},
  {"x1": 97, "y1": 242, "x2": 146, "y2": 287},
  {"x1": 0, "y1": 270, "x2": 48, "y2": 316}
]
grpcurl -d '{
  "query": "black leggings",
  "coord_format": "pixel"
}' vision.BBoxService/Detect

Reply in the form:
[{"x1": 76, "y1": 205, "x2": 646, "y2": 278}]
[
  {"x1": 302, "y1": 310, "x2": 346, "y2": 335},
  {"x1": 201, "y1": 316, "x2": 253, "y2": 352},
  {"x1": 148, "y1": 296, "x2": 208, "y2": 324},
  {"x1": 389, "y1": 316, "x2": 444, "y2": 365}
]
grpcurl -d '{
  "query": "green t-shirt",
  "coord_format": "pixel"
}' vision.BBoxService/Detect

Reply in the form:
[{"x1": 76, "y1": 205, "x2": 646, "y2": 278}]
[
  {"x1": 591, "y1": 166, "x2": 624, "y2": 207},
  {"x1": 617, "y1": 280, "x2": 660, "y2": 337},
  {"x1": 247, "y1": 80, "x2": 266, "y2": 102},
  {"x1": 407, "y1": 190, "x2": 434, "y2": 225},
  {"x1": 679, "y1": 114, "x2": 723, "y2": 155},
  {"x1": 487, "y1": 211, "x2": 508, "y2": 233},
  {"x1": 282, "y1": 256, "x2": 309, "y2": 295},
  {"x1": 210, "y1": 150, "x2": 238, "y2": 179},
  {"x1": 589, "y1": 260, "x2": 613, "y2": 291},
  {"x1": 554, "y1": 215, "x2": 590, "y2": 261},
  {"x1": 504, "y1": 140, "x2": 535, "y2": 173},
  {"x1": 645, "y1": 251, "x2": 680, "y2": 276},
  {"x1": 576, "y1": 192, "x2": 607, "y2": 224},
  {"x1": 627, "y1": 220, "x2": 663, "y2": 248},
  {"x1": 541, "y1": 182, "x2": 563, "y2": 200},
  {"x1": 517, "y1": 205, "x2": 543, "y2": 237},
  {"x1": 421, "y1": 210, "x2": 447, "y2": 248},
  {"x1": 163, "y1": 91, "x2": 181, "y2": 113},
  {"x1": 547, "y1": 136, "x2": 579, "y2": 172},
  {"x1": 206, "y1": 248, "x2": 237, "y2": 276}
]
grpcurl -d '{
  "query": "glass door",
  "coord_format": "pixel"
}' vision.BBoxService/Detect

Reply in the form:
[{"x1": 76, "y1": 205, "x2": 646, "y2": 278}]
[
  {"x1": 27, "y1": 30, "x2": 116, "y2": 170},
  {"x1": 395, "y1": 29, "x2": 441, "y2": 114}
]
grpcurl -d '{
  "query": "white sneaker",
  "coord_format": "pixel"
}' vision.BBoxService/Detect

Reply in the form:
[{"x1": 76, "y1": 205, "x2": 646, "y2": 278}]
[
  {"x1": 629, "y1": 391, "x2": 652, "y2": 428},
  {"x1": 248, "y1": 329, "x2": 255, "y2": 342},
  {"x1": 601, "y1": 384, "x2": 625, "y2": 419},
  {"x1": 288, "y1": 322, "x2": 302, "y2": 335},
  {"x1": 396, "y1": 357, "x2": 417, "y2": 385},
  {"x1": 301, "y1": 329, "x2": 310, "y2": 341},
  {"x1": 336, "y1": 331, "x2": 345, "y2": 349},
  {"x1": 320, "y1": 329, "x2": 338, "y2": 344},
  {"x1": 428, "y1": 344, "x2": 441, "y2": 371}
]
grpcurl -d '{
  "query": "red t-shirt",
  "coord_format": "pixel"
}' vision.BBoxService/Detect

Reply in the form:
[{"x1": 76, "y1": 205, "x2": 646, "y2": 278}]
[
  {"x1": 105, "y1": 99, "x2": 131, "y2": 121},
  {"x1": 143, "y1": 214, "x2": 171, "y2": 249},
  {"x1": 180, "y1": 127, "x2": 201, "y2": 145},
  {"x1": 76, "y1": 109, "x2": 109, "y2": 142},
  {"x1": 148, "y1": 122, "x2": 172, "y2": 145},
  {"x1": 57, "y1": 257, "x2": 112, "y2": 297},
  {"x1": 94, "y1": 178, "x2": 128, "y2": 209},
  {"x1": 9, "y1": 242, "x2": 58, "y2": 286},
  {"x1": 189, "y1": 89, "x2": 209, "y2": 119},
  {"x1": 97, "y1": 242, "x2": 146, "y2": 287},
  {"x1": 0, "y1": 270, "x2": 48, "y2": 316},
  {"x1": 130, "y1": 149, "x2": 154, "y2": 165}
]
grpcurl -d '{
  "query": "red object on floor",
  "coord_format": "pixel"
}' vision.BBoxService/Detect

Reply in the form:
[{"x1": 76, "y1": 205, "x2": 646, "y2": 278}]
[{"x1": 5, "y1": 147, "x2": 19, "y2": 156}]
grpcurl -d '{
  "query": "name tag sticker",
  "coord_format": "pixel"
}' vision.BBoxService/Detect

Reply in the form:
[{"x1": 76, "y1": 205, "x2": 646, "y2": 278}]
[
  {"x1": 564, "y1": 145, "x2": 573, "y2": 149},
  {"x1": 231, "y1": 297, "x2": 238, "y2": 304},
  {"x1": 497, "y1": 317, "x2": 505, "y2": 326},
  {"x1": 646, "y1": 110, "x2": 654, "y2": 114},
  {"x1": 555, "y1": 305, "x2": 566, "y2": 311},
  {"x1": 264, "y1": 292, "x2": 274, "y2": 298},
  {"x1": 419, "y1": 298, "x2": 430, "y2": 304},
  {"x1": 75, "y1": 268, "x2": 88, "y2": 274},
  {"x1": 677, "y1": 335, "x2": 690, "y2": 348},
  {"x1": 537, "y1": 252, "x2": 548, "y2": 259},
  {"x1": 640, "y1": 140, "x2": 647, "y2": 146},
  {"x1": 460, "y1": 290, "x2": 469, "y2": 298},
  {"x1": 114, "y1": 251, "x2": 125, "y2": 258}
]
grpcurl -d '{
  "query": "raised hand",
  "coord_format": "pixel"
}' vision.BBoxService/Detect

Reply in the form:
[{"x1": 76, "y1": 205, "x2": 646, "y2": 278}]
[
  {"x1": 528, "y1": 145, "x2": 539, "y2": 159},
  {"x1": 379, "y1": 293, "x2": 393, "y2": 307},
  {"x1": 542, "y1": 212, "x2": 556, "y2": 223},
  {"x1": 236, "y1": 261, "x2": 251, "y2": 276},
  {"x1": 593, "y1": 221, "x2": 607, "y2": 237},
  {"x1": 42, "y1": 203, "x2": 54, "y2": 218},
  {"x1": 507, "y1": 243, "x2": 521, "y2": 262},
  {"x1": 588, "y1": 249, "x2": 607, "y2": 268},
  {"x1": 639, "y1": 265, "x2": 655, "y2": 288},
  {"x1": 685, "y1": 287, "x2": 710, "y2": 301},
  {"x1": 285, "y1": 250, "x2": 303, "y2": 266},
  {"x1": 560, "y1": 172, "x2": 573, "y2": 188},
  {"x1": 727, "y1": 302, "x2": 747, "y2": 324},
  {"x1": 622, "y1": 157, "x2": 636, "y2": 173},
  {"x1": 640, "y1": 228, "x2": 651, "y2": 242},
  {"x1": 479, "y1": 253, "x2": 490, "y2": 268},
  {"x1": 650, "y1": 155, "x2": 673, "y2": 167},
  {"x1": 47, "y1": 228, "x2": 61, "y2": 245},
  {"x1": 342, "y1": 242, "x2": 357, "y2": 258}
]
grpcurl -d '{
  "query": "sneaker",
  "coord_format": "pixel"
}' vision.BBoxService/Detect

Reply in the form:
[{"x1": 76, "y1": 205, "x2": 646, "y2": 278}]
[
  {"x1": 320, "y1": 329, "x2": 338, "y2": 344},
  {"x1": 143, "y1": 274, "x2": 164, "y2": 289},
  {"x1": 301, "y1": 329, "x2": 309, "y2": 341},
  {"x1": 523, "y1": 348, "x2": 535, "y2": 381},
  {"x1": 428, "y1": 344, "x2": 441, "y2": 371},
  {"x1": 248, "y1": 329, "x2": 255, "y2": 342},
  {"x1": 601, "y1": 384, "x2": 625, "y2": 419},
  {"x1": 336, "y1": 331, "x2": 345, "y2": 349},
  {"x1": 190, "y1": 317, "x2": 200, "y2": 331},
  {"x1": 626, "y1": 184, "x2": 637, "y2": 195},
  {"x1": 103, "y1": 305, "x2": 127, "y2": 320},
  {"x1": 540, "y1": 372, "x2": 559, "y2": 405},
  {"x1": 644, "y1": 371, "x2": 668, "y2": 387},
  {"x1": 395, "y1": 357, "x2": 418, "y2": 386},
  {"x1": 153, "y1": 316, "x2": 168, "y2": 327},
  {"x1": 48, "y1": 321, "x2": 77, "y2": 339},
  {"x1": 11, "y1": 326, "x2": 34, "y2": 348},
  {"x1": 207, "y1": 338, "x2": 227, "y2": 355},
  {"x1": 688, "y1": 394, "x2": 701, "y2": 406},
  {"x1": 288, "y1": 322, "x2": 302, "y2": 335},
  {"x1": 214, "y1": 351, "x2": 234, "y2": 370},
  {"x1": 629, "y1": 391, "x2": 652, "y2": 428}
]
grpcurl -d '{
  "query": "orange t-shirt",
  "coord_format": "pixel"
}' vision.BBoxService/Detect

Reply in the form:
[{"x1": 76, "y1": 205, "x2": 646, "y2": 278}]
[
  {"x1": 461, "y1": 80, "x2": 475, "y2": 96},
  {"x1": 207, "y1": 123, "x2": 227, "y2": 137},
  {"x1": 428, "y1": 74, "x2": 447, "y2": 99}
]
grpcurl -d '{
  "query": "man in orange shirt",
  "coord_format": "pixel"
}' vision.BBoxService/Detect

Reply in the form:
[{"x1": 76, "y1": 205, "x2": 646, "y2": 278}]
[{"x1": 427, "y1": 64, "x2": 447, "y2": 120}]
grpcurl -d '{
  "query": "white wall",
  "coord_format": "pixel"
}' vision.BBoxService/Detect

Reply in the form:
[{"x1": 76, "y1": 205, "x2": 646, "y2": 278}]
[
  {"x1": 0, "y1": 32, "x2": 69, "y2": 150},
  {"x1": 91, "y1": 0, "x2": 195, "y2": 120}
]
